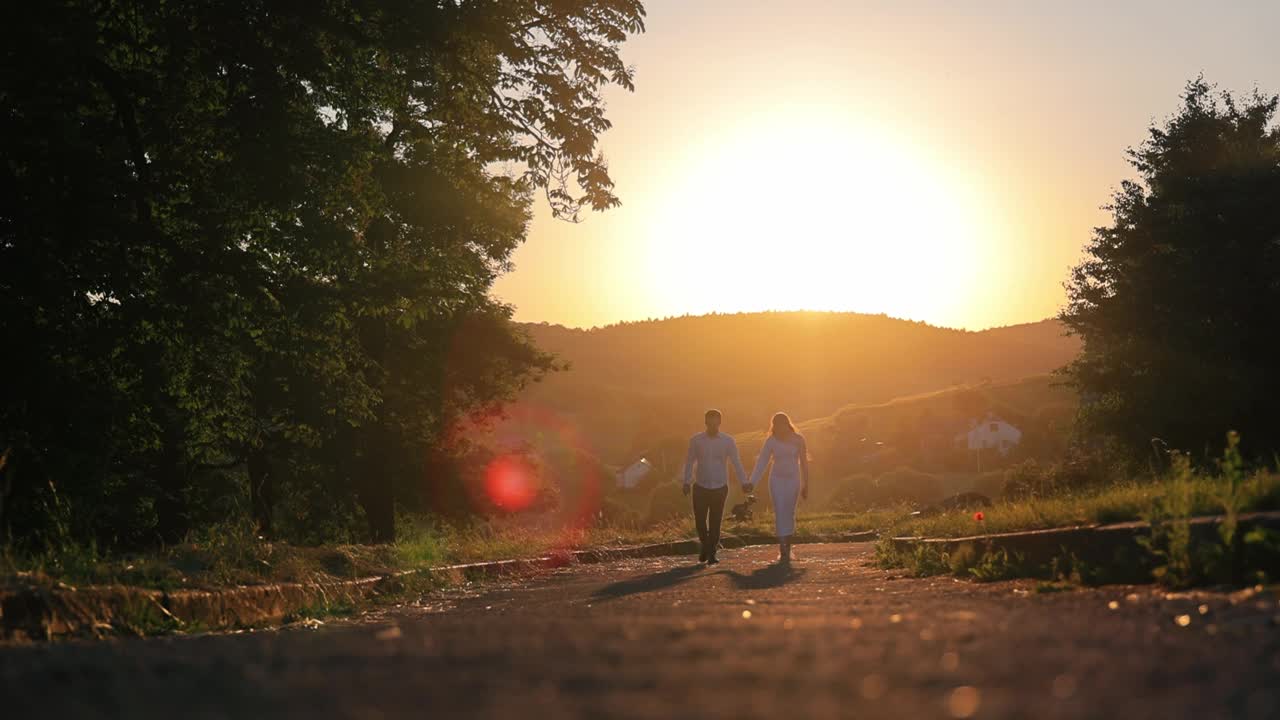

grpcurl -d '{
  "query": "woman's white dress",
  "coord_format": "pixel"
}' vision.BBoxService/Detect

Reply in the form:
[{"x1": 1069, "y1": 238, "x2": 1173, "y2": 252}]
[{"x1": 749, "y1": 434, "x2": 806, "y2": 537}]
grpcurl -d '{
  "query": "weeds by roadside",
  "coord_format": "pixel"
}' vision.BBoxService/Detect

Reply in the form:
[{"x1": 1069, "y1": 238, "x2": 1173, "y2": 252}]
[
  {"x1": 1141, "y1": 450, "x2": 1198, "y2": 586},
  {"x1": 1141, "y1": 433, "x2": 1280, "y2": 587},
  {"x1": 880, "y1": 434, "x2": 1280, "y2": 588}
]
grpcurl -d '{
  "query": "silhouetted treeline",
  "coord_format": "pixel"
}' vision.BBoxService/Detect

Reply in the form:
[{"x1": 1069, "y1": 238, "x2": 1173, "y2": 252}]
[{"x1": 0, "y1": 1, "x2": 646, "y2": 548}]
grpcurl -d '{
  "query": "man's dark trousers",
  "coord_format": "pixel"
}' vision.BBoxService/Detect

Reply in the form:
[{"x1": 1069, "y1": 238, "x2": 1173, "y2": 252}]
[{"x1": 691, "y1": 484, "x2": 728, "y2": 560}]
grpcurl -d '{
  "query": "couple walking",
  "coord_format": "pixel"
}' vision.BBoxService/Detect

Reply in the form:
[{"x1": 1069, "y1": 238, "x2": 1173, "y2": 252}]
[{"x1": 682, "y1": 409, "x2": 809, "y2": 565}]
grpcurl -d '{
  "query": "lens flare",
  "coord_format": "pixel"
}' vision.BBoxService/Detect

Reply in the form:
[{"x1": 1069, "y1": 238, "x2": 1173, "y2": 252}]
[
  {"x1": 483, "y1": 403, "x2": 605, "y2": 528},
  {"x1": 484, "y1": 455, "x2": 537, "y2": 511},
  {"x1": 459, "y1": 399, "x2": 607, "y2": 554}
]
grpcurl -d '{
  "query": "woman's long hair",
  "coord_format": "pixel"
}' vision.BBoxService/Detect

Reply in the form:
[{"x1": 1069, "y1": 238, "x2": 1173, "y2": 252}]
[
  {"x1": 769, "y1": 412, "x2": 797, "y2": 438},
  {"x1": 769, "y1": 412, "x2": 809, "y2": 460}
]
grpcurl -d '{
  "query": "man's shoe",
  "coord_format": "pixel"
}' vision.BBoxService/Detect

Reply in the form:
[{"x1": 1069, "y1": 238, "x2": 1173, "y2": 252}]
[
  {"x1": 706, "y1": 555, "x2": 720, "y2": 565},
  {"x1": 698, "y1": 549, "x2": 708, "y2": 563}
]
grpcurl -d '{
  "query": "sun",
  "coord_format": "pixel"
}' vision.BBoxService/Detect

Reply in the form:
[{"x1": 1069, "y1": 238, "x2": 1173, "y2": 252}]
[{"x1": 645, "y1": 114, "x2": 991, "y2": 327}]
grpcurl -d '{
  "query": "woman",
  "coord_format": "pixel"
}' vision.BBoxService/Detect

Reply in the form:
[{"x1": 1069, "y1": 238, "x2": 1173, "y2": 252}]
[{"x1": 749, "y1": 412, "x2": 809, "y2": 563}]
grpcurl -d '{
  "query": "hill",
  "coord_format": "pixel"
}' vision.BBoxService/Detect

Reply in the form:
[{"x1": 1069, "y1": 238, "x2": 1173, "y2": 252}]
[
  {"x1": 736, "y1": 374, "x2": 1078, "y2": 483},
  {"x1": 487, "y1": 312, "x2": 1079, "y2": 467}
]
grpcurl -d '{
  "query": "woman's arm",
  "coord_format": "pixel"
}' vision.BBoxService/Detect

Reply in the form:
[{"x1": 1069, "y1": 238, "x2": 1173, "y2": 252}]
[
  {"x1": 748, "y1": 437, "x2": 773, "y2": 488},
  {"x1": 799, "y1": 435, "x2": 810, "y2": 499},
  {"x1": 728, "y1": 438, "x2": 751, "y2": 491}
]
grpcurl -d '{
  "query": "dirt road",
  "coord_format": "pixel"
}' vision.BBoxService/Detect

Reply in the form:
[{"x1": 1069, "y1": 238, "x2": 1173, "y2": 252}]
[{"x1": 3, "y1": 543, "x2": 1278, "y2": 719}]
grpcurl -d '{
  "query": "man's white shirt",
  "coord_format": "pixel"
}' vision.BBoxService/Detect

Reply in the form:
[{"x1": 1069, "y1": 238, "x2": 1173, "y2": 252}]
[{"x1": 682, "y1": 431, "x2": 749, "y2": 489}]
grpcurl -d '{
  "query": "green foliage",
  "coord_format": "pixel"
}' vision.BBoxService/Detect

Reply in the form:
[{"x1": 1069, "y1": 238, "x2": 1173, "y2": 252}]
[
  {"x1": 1047, "y1": 553, "x2": 1087, "y2": 586},
  {"x1": 903, "y1": 541, "x2": 1023, "y2": 581},
  {"x1": 966, "y1": 548, "x2": 1026, "y2": 582},
  {"x1": 646, "y1": 482, "x2": 689, "y2": 525},
  {"x1": 1061, "y1": 79, "x2": 1280, "y2": 460},
  {"x1": 1001, "y1": 459, "x2": 1046, "y2": 499},
  {"x1": 1138, "y1": 434, "x2": 1280, "y2": 587},
  {"x1": 0, "y1": 1, "x2": 645, "y2": 548},
  {"x1": 1140, "y1": 451, "x2": 1196, "y2": 586},
  {"x1": 874, "y1": 538, "x2": 951, "y2": 577},
  {"x1": 1002, "y1": 447, "x2": 1121, "y2": 500},
  {"x1": 874, "y1": 467, "x2": 944, "y2": 506},
  {"x1": 113, "y1": 596, "x2": 188, "y2": 637},
  {"x1": 599, "y1": 497, "x2": 642, "y2": 530},
  {"x1": 174, "y1": 516, "x2": 274, "y2": 586},
  {"x1": 824, "y1": 474, "x2": 877, "y2": 511},
  {"x1": 873, "y1": 537, "x2": 912, "y2": 570},
  {"x1": 1204, "y1": 430, "x2": 1250, "y2": 582},
  {"x1": 1240, "y1": 526, "x2": 1280, "y2": 585},
  {"x1": 284, "y1": 602, "x2": 358, "y2": 624},
  {"x1": 873, "y1": 439, "x2": 1280, "y2": 588},
  {"x1": 874, "y1": 539, "x2": 1026, "y2": 581},
  {"x1": 910, "y1": 544, "x2": 952, "y2": 577}
]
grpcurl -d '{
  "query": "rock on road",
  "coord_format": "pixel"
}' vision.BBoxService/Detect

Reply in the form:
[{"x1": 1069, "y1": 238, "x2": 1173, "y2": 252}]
[{"x1": 3, "y1": 543, "x2": 1279, "y2": 719}]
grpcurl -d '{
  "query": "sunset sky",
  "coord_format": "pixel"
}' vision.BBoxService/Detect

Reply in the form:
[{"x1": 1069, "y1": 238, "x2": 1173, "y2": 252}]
[{"x1": 493, "y1": 0, "x2": 1279, "y2": 331}]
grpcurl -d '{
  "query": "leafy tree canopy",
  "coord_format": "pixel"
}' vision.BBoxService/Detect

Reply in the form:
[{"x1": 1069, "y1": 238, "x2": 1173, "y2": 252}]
[
  {"x1": 0, "y1": 0, "x2": 645, "y2": 545},
  {"x1": 1061, "y1": 79, "x2": 1280, "y2": 461}
]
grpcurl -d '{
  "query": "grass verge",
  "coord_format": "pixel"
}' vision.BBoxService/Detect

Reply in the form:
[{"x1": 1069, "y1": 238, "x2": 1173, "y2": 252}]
[
  {"x1": 874, "y1": 440, "x2": 1280, "y2": 588},
  {"x1": 6, "y1": 448, "x2": 1280, "y2": 599}
]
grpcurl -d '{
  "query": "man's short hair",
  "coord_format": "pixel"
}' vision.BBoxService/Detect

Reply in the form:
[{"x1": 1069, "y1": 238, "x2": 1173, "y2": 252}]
[{"x1": 705, "y1": 409, "x2": 722, "y2": 420}]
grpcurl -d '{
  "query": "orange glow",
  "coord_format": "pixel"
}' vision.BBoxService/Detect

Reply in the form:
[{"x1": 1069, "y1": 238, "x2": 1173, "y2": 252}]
[
  {"x1": 491, "y1": 2, "x2": 1280, "y2": 331},
  {"x1": 484, "y1": 455, "x2": 538, "y2": 512}
]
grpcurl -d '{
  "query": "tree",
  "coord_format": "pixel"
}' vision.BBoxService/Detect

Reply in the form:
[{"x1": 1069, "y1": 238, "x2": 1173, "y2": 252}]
[
  {"x1": 0, "y1": 1, "x2": 645, "y2": 546},
  {"x1": 1060, "y1": 80, "x2": 1280, "y2": 460}
]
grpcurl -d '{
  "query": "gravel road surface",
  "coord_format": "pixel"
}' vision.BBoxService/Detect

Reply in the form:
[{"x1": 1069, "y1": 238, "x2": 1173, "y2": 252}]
[{"x1": 3, "y1": 543, "x2": 1279, "y2": 719}]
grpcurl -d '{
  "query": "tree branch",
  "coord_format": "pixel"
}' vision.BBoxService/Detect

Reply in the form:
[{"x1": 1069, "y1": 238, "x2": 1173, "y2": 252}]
[{"x1": 85, "y1": 57, "x2": 153, "y2": 225}]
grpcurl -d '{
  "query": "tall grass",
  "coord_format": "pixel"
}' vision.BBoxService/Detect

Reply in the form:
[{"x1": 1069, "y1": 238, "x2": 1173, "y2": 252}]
[
  {"x1": 879, "y1": 436, "x2": 1280, "y2": 587},
  {"x1": 1140, "y1": 451, "x2": 1197, "y2": 586},
  {"x1": 893, "y1": 470, "x2": 1280, "y2": 541}
]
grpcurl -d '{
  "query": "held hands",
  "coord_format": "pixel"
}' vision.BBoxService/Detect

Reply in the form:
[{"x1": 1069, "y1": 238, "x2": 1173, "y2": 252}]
[
  {"x1": 741, "y1": 484, "x2": 754, "y2": 495},
  {"x1": 682, "y1": 484, "x2": 691, "y2": 497}
]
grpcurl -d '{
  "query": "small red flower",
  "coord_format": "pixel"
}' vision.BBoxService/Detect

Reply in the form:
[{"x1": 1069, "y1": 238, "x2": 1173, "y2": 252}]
[{"x1": 973, "y1": 511, "x2": 985, "y2": 522}]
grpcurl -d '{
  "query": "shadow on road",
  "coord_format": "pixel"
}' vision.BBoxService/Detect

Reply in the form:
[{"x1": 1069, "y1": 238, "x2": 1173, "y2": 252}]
[
  {"x1": 592, "y1": 564, "x2": 706, "y2": 600},
  {"x1": 723, "y1": 562, "x2": 806, "y2": 590},
  {"x1": 590, "y1": 559, "x2": 808, "y2": 601}
]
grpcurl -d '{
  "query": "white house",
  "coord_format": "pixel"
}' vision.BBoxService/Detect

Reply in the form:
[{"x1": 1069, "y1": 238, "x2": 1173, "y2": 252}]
[
  {"x1": 957, "y1": 415, "x2": 1022, "y2": 455},
  {"x1": 616, "y1": 458, "x2": 653, "y2": 489}
]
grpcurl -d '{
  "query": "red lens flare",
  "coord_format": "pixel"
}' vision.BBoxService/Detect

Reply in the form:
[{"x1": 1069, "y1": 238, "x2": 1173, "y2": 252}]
[
  {"x1": 456, "y1": 401, "x2": 606, "y2": 555},
  {"x1": 484, "y1": 455, "x2": 538, "y2": 512}
]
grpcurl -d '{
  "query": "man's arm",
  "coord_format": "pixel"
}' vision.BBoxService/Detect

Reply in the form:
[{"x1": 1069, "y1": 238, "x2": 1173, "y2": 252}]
[{"x1": 682, "y1": 436, "x2": 697, "y2": 494}]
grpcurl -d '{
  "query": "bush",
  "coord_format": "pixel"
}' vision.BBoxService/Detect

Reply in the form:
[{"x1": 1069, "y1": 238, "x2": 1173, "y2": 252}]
[
  {"x1": 1044, "y1": 447, "x2": 1116, "y2": 492},
  {"x1": 646, "y1": 482, "x2": 690, "y2": 525},
  {"x1": 970, "y1": 471, "x2": 1006, "y2": 499},
  {"x1": 825, "y1": 474, "x2": 876, "y2": 511},
  {"x1": 874, "y1": 467, "x2": 944, "y2": 506},
  {"x1": 1002, "y1": 449, "x2": 1117, "y2": 500},
  {"x1": 1001, "y1": 459, "x2": 1047, "y2": 499},
  {"x1": 598, "y1": 497, "x2": 641, "y2": 529}
]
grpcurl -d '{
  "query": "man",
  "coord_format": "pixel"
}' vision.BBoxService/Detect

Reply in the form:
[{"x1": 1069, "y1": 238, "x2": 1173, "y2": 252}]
[{"x1": 683, "y1": 409, "x2": 752, "y2": 564}]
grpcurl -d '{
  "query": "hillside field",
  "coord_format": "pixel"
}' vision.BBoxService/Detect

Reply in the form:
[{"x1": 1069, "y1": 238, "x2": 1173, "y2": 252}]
[{"x1": 489, "y1": 312, "x2": 1079, "y2": 466}]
